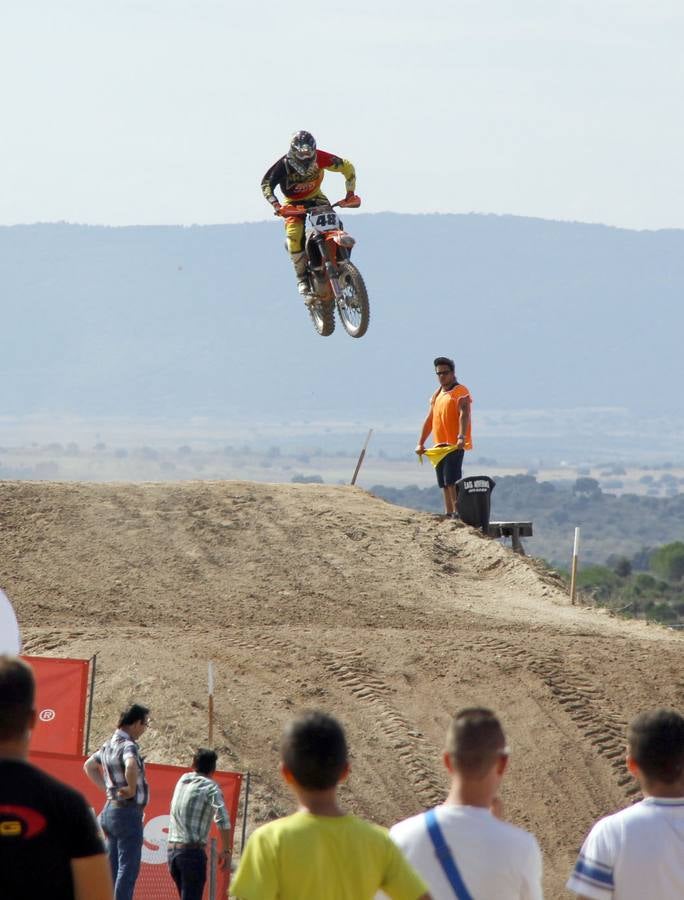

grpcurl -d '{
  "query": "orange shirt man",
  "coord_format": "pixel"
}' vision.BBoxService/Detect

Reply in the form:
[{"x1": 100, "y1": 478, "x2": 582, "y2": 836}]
[{"x1": 416, "y1": 357, "x2": 472, "y2": 517}]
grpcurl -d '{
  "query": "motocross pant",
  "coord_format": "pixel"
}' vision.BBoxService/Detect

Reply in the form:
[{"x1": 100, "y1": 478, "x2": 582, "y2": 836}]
[
  {"x1": 284, "y1": 192, "x2": 329, "y2": 254},
  {"x1": 291, "y1": 251, "x2": 308, "y2": 282}
]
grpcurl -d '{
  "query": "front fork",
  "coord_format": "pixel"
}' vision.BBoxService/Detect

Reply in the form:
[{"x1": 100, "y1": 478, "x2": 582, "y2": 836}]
[{"x1": 316, "y1": 237, "x2": 342, "y2": 299}]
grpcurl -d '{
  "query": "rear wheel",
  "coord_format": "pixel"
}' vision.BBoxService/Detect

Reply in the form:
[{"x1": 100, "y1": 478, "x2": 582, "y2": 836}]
[
  {"x1": 308, "y1": 298, "x2": 335, "y2": 336},
  {"x1": 336, "y1": 261, "x2": 370, "y2": 338}
]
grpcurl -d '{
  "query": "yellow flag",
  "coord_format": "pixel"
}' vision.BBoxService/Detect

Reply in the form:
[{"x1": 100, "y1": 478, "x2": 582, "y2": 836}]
[{"x1": 422, "y1": 445, "x2": 459, "y2": 467}]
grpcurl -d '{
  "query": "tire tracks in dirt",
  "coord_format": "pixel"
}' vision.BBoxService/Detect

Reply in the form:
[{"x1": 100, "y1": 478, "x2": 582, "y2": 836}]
[
  {"x1": 212, "y1": 626, "x2": 639, "y2": 805},
  {"x1": 322, "y1": 648, "x2": 444, "y2": 809},
  {"x1": 467, "y1": 634, "x2": 639, "y2": 799},
  {"x1": 217, "y1": 630, "x2": 445, "y2": 808}
]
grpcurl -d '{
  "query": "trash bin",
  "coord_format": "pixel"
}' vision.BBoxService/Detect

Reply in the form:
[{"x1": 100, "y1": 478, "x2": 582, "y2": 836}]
[{"x1": 456, "y1": 475, "x2": 496, "y2": 532}]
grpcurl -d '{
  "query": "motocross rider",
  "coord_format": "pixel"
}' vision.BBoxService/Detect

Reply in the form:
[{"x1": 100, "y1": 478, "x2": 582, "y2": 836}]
[{"x1": 261, "y1": 131, "x2": 359, "y2": 299}]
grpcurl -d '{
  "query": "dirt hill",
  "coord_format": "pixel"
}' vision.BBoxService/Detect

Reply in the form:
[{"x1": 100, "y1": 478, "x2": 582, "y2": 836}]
[{"x1": 2, "y1": 480, "x2": 682, "y2": 898}]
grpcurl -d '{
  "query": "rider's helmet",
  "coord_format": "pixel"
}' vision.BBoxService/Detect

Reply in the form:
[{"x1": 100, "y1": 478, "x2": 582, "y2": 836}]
[{"x1": 287, "y1": 130, "x2": 317, "y2": 176}]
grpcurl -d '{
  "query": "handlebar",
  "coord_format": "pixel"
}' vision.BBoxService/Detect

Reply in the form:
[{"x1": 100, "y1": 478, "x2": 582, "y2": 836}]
[
  {"x1": 275, "y1": 196, "x2": 362, "y2": 217},
  {"x1": 275, "y1": 204, "x2": 307, "y2": 217}
]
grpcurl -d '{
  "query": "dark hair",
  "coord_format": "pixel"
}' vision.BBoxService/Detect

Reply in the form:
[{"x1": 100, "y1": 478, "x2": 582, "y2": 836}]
[
  {"x1": 434, "y1": 357, "x2": 455, "y2": 372},
  {"x1": 0, "y1": 656, "x2": 35, "y2": 740},
  {"x1": 118, "y1": 704, "x2": 150, "y2": 728},
  {"x1": 628, "y1": 709, "x2": 684, "y2": 785},
  {"x1": 445, "y1": 708, "x2": 507, "y2": 776},
  {"x1": 193, "y1": 748, "x2": 218, "y2": 776},
  {"x1": 281, "y1": 711, "x2": 348, "y2": 790}
]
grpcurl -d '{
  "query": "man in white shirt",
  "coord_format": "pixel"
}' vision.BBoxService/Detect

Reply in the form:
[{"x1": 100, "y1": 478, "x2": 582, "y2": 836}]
[
  {"x1": 567, "y1": 708, "x2": 684, "y2": 900},
  {"x1": 385, "y1": 708, "x2": 542, "y2": 900}
]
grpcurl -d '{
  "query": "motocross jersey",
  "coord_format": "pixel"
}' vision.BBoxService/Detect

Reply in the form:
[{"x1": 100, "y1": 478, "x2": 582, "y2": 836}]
[{"x1": 261, "y1": 150, "x2": 356, "y2": 204}]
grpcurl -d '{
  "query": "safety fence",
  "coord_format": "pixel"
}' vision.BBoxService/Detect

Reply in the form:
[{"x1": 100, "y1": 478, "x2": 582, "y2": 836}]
[
  {"x1": 22, "y1": 655, "x2": 90, "y2": 754},
  {"x1": 24, "y1": 654, "x2": 247, "y2": 899}
]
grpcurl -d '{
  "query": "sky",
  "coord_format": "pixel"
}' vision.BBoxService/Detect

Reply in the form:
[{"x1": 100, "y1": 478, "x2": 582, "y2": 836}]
[{"x1": 3, "y1": 0, "x2": 683, "y2": 229}]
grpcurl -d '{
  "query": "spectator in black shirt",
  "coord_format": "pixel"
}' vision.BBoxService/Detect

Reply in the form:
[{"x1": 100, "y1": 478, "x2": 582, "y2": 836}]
[{"x1": 0, "y1": 655, "x2": 113, "y2": 900}]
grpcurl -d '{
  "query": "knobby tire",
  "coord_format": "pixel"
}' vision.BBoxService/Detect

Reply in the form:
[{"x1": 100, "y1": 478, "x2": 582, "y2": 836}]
[
  {"x1": 308, "y1": 298, "x2": 335, "y2": 337},
  {"x1": 336, "y1": 260, "x2": 370, "y2": 338}
]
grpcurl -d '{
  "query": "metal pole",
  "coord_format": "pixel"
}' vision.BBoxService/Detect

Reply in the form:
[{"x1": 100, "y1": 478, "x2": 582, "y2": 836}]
[
  {"x1": 350, "y1": 428, "x2": 373, "y2": 486},
  {"x1": 84, "y1": 654, "x2": 97, "y2": 754},
  {"x1": 570, "y1": 527, "x2": 580, "y2": 605},
  {"x1": 209, "y1": 837, "x2": 216, "y2": 900},
  {"x1": 240, "y1": 771, "x2": 251, "y2": 854}
]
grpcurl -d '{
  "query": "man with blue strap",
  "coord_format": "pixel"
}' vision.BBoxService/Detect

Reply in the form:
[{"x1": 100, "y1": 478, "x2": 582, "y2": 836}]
[{"x1": 384, "y1": 708, "x2": 542, "y2": 900}]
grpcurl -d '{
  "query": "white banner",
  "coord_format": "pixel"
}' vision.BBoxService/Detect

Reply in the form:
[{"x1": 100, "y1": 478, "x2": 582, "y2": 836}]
[{"x1": 0, "y1": 588, "x2": 21, "y2": 653}]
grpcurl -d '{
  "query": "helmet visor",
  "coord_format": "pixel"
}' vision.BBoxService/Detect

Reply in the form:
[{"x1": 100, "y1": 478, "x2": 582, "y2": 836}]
[
  {"x1": 287, "y1": 144, "x2": 316, "y2": 175},
  {"x1": 292, "y1": 143, "x2": 315, "y2": 162}
]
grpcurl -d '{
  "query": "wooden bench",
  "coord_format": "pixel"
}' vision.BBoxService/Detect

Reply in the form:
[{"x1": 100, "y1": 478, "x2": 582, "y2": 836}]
[{"x1": 487, "y1": 521, "x2": 533, "y2": 555}]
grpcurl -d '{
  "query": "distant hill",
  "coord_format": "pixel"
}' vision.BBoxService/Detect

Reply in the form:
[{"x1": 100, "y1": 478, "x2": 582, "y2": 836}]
[{"x1": 2, "y1": 214, "x2": 683, "y2": 423}]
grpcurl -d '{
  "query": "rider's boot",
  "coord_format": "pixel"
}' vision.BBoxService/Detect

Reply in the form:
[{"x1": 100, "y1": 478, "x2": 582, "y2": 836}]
[{"x1": 291, "y1": 252, "x2": 312, "y2": 302}]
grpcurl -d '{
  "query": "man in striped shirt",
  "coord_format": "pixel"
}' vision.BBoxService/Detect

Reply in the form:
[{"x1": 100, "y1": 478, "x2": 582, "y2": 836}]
[
  {"x1": 168, "y1": 748, "x2": 232, "y2": 900},
  {"x1": 566, "y1": 708, "x2": 684, "y2": 900},
  {"x1": 84, "y1": 703, "x2": 150, "y2": 900}
]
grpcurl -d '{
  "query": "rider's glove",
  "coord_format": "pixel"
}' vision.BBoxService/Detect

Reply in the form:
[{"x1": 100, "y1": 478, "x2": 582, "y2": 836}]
[
  {"x1": 342, "y1": 191, "x2": 361, "y2": 208},
  {"x1": 270, "y1": 199, "x2": 282, "y2": 214}
]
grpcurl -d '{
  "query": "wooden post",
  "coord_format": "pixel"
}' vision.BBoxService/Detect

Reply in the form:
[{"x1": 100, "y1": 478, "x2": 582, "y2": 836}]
[
  {"x1": 240, "y1": 771, "x2": 251, "y2": 855},
  {"x1": 570, "y1": 527, "x2": 580, "y2": 605},
  {"x1": 208, "y1": 661, "x2": 214, "y2": 746},
  {"x1": 350, "y1": 429, "x2": 373, "y2": 486},
  {"x1": 84, "y1": 654, "x2": 97, "y2": 755}
]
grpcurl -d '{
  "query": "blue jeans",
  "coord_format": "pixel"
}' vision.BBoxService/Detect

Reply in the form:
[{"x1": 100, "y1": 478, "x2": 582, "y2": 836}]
[
  {"x1": 168, "y1": 847, "x2": 207, "y2": 900},
  {"x1": 100, "y1": 803, "x2": 144, "y2": 900}
]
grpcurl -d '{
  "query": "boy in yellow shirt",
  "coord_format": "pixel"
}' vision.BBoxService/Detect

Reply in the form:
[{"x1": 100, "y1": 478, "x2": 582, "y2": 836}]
[{"x1": 231, "y1": 711, "x2": 431, "y2": 900}]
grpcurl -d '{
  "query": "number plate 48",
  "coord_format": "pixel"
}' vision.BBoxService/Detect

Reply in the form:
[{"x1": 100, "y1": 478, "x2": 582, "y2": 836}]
[{"x1": 307, "y1": 210, "x2": 340, "y2": 233}]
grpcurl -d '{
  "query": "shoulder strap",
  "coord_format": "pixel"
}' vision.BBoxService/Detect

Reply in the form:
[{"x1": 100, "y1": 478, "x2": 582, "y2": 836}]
[{"x1": 424, "y1": 809, "x2": 474, "y2": 900}]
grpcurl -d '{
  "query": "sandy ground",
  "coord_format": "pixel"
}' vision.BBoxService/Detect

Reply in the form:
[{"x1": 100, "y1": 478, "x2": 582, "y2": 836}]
[{"x1": 1, "y1": 479, "x2": 682, "y2": 899}]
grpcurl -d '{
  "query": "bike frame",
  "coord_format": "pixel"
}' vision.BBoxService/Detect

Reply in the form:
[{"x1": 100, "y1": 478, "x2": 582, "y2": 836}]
[{"x1": 279, "y1": 199, "x2": 357, "y2": 302}]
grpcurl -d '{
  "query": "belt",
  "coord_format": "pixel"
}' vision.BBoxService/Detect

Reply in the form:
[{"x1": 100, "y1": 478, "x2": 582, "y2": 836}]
[
  {"x1": 108, "y1": 800, "x2": 142, "y2": 808},
  {"x1": 168, "y1": 841, "x2": 205, "y2": 850}
]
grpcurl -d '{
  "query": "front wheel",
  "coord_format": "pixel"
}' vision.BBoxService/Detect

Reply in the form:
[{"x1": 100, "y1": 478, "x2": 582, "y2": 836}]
[{"x1": 335, "y1": 261, "x2": 370, "y2": 338}]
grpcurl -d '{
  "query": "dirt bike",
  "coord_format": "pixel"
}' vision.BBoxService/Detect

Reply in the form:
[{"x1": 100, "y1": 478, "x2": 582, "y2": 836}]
[{"x1": 277, "y1": 197, "x2": 370, "y2": 338}]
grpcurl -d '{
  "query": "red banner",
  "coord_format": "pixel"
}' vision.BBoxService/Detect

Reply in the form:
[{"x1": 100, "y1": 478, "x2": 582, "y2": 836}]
[
  {"x1": 30, "y1": 751, "x2": 243, "y2": 900},
  {"x1": 23, "y1": 655, "x2": 89, "y2": 755}
]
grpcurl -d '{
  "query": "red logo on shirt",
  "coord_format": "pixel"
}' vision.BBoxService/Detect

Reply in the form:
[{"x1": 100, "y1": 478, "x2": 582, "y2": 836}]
[
  {"x1": 0, "y1": 805, "x2": 48, "y2": 838},
  {"x1": 290, "y1": 179, "x2": 318, "y2": 194}
]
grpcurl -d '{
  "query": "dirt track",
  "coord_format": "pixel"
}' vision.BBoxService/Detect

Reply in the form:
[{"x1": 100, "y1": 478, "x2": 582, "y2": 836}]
[{"x1": 2, "y1": 480, "x2": 682, "y2": 898}]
